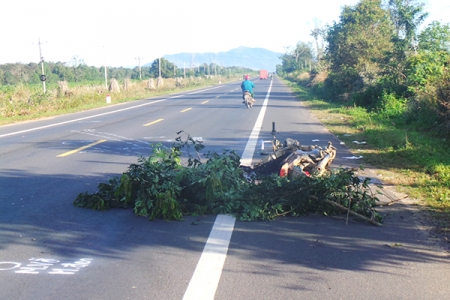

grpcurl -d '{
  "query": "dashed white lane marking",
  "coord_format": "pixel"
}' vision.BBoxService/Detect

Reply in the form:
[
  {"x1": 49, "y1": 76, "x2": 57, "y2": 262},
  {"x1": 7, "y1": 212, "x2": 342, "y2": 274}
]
[
  {"x1": 240, "y1": 80, "x2": 273, "y2": 166},
  {"x1": 182, "y1": 214, "x2": 236, "y2": 300}
]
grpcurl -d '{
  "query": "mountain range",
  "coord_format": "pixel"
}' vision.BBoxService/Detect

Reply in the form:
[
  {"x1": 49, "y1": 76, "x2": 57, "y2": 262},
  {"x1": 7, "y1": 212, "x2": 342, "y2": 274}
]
[{"x1": 160, "y1": 47, "x2": 282, "y2": 72}]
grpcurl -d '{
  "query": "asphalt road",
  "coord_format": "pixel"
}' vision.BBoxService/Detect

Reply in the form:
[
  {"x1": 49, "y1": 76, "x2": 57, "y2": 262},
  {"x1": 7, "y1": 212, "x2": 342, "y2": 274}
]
[{"x1": 1, "y1": 76, "x2": 449, "y2": 299}]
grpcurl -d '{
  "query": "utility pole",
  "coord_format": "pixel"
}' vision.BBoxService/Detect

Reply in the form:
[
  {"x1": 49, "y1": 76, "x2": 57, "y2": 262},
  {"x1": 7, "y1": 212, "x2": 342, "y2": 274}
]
[
  {"x1": 37, "y1": 38, "x2": 46, "y2": 93},
  {"x1": 158, "y1": 57, "x2": 161, "y2": 78},
  {"x1": 104, "y1": 65, "x2": 108, "y2": 89},
  {"x1": 103, "y1": 45, "x2": 108, "y2": 89},
  {"x1": 135, "y1": 56, "x2": 143, "y2": 80}
]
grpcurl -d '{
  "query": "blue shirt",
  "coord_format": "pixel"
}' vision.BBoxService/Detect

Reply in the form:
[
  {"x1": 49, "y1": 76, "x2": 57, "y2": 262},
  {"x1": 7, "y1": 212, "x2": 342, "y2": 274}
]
[{"x1": 241, "y1": 80, "x2": 255, "y2": 93}]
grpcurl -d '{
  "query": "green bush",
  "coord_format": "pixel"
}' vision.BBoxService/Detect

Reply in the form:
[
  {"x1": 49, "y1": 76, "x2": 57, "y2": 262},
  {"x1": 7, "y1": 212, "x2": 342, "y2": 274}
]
[
  {"x1": 74, "y1": 133, "x2": 383, "y2": 223},
  {"x1": 378, "y1": 92, "x2": 407, "y2": 119}
]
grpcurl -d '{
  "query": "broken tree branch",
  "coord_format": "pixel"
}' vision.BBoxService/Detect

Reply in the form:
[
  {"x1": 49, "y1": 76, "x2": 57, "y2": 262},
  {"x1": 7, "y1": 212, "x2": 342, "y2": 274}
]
[{"x1": 324, "y1": 199, "x2": 383, "y2": 226}]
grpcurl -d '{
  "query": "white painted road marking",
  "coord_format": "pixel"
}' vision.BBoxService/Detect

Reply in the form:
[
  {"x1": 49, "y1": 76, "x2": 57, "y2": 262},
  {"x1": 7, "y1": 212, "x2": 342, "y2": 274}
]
[
  {"x1": 240, "y1": 80, "x2": 273, "y2": 166},
  {"x1": 183, "y1": 214, "x2": 236, "y2": 300},
  {"x1": 1, "y1": 83, "x2": 235, "y2": 139},
  {"x1": 183, "y1": 82, "x2": 273, "y2": 299},
  {"x1": 0, "y1": 258, "x2": 93, "y2": 275},
  {"x1": 0, "y1": 99, "x2": 166, "y2": 138}
]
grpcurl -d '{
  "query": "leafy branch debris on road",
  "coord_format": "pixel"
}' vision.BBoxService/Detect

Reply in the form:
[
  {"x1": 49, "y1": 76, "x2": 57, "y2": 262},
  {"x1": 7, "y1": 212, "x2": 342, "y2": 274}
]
[{"x1": 73, "y1": 132, "x2": 383, "y2": 225}]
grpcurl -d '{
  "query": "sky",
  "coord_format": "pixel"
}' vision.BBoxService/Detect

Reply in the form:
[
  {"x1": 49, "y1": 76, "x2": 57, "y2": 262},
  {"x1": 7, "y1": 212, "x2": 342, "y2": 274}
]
[{"x1": 1, "y1": 0, "x2": 449, "y2": 68}]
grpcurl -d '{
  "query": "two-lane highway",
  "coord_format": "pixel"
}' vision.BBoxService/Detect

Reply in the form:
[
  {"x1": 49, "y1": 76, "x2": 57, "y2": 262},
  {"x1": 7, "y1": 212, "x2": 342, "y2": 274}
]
[
  {"x1": 1, "y1": 77, "x2": 450, "y2": 300},
  {"x1": 0, "y1": 77, "x2": 277, "y2": 299}
]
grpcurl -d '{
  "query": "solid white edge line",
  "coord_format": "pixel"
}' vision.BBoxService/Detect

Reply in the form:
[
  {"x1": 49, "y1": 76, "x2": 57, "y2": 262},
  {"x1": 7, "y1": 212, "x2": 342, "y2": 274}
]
[
  {"x1": 0, "y1": 99, "x2": 166, "y2": 138},
  {"x1": 240, "y1": 80, "x2": 273, "y2": 166},
  {"x1": 182, "y1": 214, "x2": 236, "y2": 300}
]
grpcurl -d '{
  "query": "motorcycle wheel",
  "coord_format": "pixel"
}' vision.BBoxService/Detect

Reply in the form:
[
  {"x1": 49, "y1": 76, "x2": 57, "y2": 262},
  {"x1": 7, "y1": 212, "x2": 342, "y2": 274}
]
[{"x1": 244, "y1": 95, "x2": 250, "y2": 108}]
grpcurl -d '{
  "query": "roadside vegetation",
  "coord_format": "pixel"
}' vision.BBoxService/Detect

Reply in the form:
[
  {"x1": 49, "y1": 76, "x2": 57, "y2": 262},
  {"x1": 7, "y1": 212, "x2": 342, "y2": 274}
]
[
  {"x1": 0, "y1": 76, "x2": 241, "y2": 125},
  {"x1": 0, "y1": 58, "x2": 253, "y2": 125},
  {"x1": 277, "y1": 0, "x2": 450, "y2": 232}
]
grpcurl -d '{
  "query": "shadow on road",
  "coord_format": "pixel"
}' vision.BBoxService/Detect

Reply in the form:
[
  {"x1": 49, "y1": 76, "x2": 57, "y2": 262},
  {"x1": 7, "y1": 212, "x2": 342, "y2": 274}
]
[{"x1": 1, "y1": 167, "x2": 448, "y2": 273}]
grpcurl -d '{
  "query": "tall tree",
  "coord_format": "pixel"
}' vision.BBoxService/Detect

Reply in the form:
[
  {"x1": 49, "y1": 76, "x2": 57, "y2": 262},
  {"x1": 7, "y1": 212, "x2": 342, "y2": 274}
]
[
  {"x1": 377, "y1": 0, "x2": 429, "y2": 95},
  {"x1": 326, "y1": 0, "x2": 394, "y2": 97},
  {"x1": 280, "y1": 42, "x2": 314, "y2": 73},
  {"x1": 149, "y1": 58, "x2": 176, "y2": 78},
  {"x1": 388, "y1": 0, "x2": 428, "y2": 53},
  {"x1": 418, "y1": 21, "x2": 450, "y2": 52},
  {"x1": 310, "y1": 26, "x2": 327, "y2": 63}
]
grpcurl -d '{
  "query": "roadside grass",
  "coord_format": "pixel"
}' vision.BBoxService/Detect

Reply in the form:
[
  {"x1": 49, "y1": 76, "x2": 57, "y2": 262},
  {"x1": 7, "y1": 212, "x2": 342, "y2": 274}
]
[
  {"x1": 285, "y1": 80, "x2": 450, "y2": 232},
  {"x1": 0, "y1": 76, "x2": 240, "y2": 125}
]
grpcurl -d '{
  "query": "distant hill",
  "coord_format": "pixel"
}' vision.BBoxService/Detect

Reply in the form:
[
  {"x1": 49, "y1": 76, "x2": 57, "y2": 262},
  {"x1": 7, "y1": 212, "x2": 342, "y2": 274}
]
[{"x1": 160, "y1": 47, "x2": 282, "y2": 72}]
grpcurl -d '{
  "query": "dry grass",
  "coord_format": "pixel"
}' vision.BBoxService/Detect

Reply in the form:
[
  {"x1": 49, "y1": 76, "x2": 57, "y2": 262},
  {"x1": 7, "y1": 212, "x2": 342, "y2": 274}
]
[
  {"x1": 311, "y1": 71, "x2": 328, "y2": 85},
  {"x1": 296, "y1": 72, "x2": 310, "y2": 81},
  {"x1": 299, "y1": 96, "x2": 450, "y2": 237},
  {"x1": 0, "y1": 75, "x2": 238, "y2": 125}
]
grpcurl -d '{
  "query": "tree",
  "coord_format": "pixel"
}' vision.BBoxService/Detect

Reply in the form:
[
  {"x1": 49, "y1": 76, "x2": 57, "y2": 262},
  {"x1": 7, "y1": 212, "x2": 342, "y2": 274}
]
[
  {"x1": 9, "y1": 63, "x2": 27, "y2": 83},
  {"x1": 149, "y1": 58, "x2": 176, "y2": 78},
  {"x1": 52, "y1": 62, "x2": 69, "y2": 81},
  {"x1": 2, "y1": 69, "x2": 14, "y2": 85},
  {"x1": 405, "y1": 51, "x2": 450, "y2": 134},
  {"x1": 325, "y1": 0, "x2": 394, "y2": 98},
  {"x1": 418, "y1": 21, "x2": 450, "y2": 52},
  {"x1": 279, "y1": 53, "x2": 296, "y2": 74},
  {"x1": 388, "y1": 0, "x2": 428, "y2": 54},
  {"x1": 279, "y1": 42, "x2": 314, "y2": 74},
  {"x1": 84, "y1": 66, "x2": 102, "y2": 81},
  {"x1": 375, "y1": 0, "x2": 430, "y2": 97},
  {"x1": 310, "y1": 26, "x2": 327, "y2": 63},
  {"x1": 293, "y1": 42, "x2": 314, "y2": 69},
  {"x1": 70, "y1": 55, "x2": 86, "y2": 82}
]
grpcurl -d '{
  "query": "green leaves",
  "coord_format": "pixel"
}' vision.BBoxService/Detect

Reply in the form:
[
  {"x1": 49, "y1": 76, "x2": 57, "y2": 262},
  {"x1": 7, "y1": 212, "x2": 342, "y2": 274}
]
[
  {"x1": 418, "y1": 21, "x2": 450, "y2": 52},
  {"x1": 326, "y1": 0, "x2": 394, "y2": 98},
  {"x1": 74, "y1": 133, "x2": 382, "y2": 224},
  {"x1": 406, "y1": 51, "x2": 448, "y2": 92},
  {"x1": 74, "y1": 143, "x2": 184, "y2": 220}
]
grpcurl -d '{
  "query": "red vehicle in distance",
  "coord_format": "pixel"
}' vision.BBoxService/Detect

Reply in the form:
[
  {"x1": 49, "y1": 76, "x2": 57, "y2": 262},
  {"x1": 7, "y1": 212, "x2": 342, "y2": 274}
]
[{"x1": 259, "y1": 70, "x2": 268, "y2": 80}]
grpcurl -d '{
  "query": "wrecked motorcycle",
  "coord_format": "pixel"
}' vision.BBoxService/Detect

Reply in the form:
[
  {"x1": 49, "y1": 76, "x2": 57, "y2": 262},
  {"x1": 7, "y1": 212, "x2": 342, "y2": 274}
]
[{"x1": 241, "y1": 122, "x2": 337, "y2": 179}]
